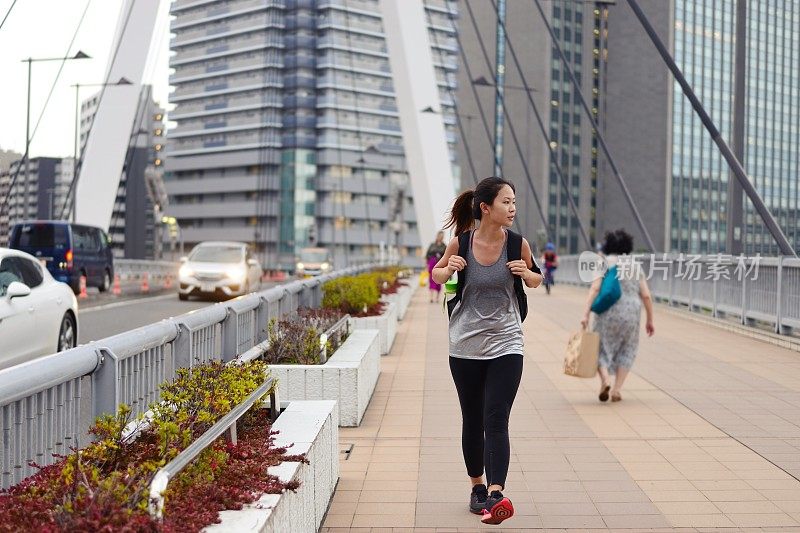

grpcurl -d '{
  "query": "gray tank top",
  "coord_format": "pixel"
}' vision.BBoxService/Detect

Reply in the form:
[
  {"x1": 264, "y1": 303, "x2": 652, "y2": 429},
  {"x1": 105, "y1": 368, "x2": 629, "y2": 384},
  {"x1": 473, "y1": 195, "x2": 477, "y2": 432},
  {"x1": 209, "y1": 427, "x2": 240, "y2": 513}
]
[{"x1": 449, "y1": 231, "x2": 524, "y2": 359}]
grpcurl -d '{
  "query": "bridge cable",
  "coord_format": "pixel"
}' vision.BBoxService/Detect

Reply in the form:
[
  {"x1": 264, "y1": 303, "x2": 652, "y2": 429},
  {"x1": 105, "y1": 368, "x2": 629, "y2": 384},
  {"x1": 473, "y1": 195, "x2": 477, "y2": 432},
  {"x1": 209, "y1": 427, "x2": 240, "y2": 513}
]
[
  {"x1": 0, "y1": 0, "x2": 17, "y2": 32},
  {"x1": 428, "y1": 5, "x2": 487, "y2": 188},
  {"x1": 462, "y1": 0, "x2": 552, "y2": 242},
  {"x1": 1, "y1": 0, "x2": 92, "y2": 217},
  {"x1": 530, "y1": 0, "x2": 656, "y2": 252},
  {"x1": 487, "y1": 0, "x2": 592, "y2": 250},
  {"x1": 624, "y1": 0, "x2": 796, "y2": 257},
  {"x1": 432, "y1": 2, "x2": 525, "y2": 237}
]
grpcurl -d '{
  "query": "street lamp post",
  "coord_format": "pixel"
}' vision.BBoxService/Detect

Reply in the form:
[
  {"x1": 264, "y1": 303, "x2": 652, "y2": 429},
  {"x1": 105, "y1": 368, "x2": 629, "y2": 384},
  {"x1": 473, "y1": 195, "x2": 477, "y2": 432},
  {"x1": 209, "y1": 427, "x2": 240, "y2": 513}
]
[
  {"x1": 70, "y1": 77, "x2": 132, "y2": 222},
  {"x1": 21, "y1": 51, "x2": 90, "y2": 220},
  {"x1": 161, "y1": 216, "x2": 183, "y2": 261}
]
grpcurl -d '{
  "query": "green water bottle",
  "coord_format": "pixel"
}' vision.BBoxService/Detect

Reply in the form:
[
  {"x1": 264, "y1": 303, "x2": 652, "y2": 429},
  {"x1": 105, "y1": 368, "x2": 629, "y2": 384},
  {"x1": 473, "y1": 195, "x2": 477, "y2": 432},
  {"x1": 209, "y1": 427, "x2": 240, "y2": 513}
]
[{"x1": 444, "y1": 276, "x2": 458, "y2": 295}]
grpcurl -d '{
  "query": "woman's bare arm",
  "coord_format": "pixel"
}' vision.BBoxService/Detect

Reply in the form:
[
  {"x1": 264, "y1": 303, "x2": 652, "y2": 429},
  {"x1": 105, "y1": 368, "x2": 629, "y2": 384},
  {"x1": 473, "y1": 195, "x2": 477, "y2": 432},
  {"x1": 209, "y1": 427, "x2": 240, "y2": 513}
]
[
  {"x1": 431, "y1": 237, "x2": 463, "y2": 285},
  {"x1": 640, "y1": 277, "x2": 655, "y2": 336},
  {"x1": 508, "y1": 238, "x2": 543, "y2": 289},
  {"x1": 580, "y1": 276, "x2": 603, "y2": 328}
]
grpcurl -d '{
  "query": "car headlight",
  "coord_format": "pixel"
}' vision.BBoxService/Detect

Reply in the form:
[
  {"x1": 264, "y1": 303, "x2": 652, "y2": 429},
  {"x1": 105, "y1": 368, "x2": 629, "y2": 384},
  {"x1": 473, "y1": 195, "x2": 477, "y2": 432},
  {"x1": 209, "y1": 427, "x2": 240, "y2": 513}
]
[
  {"x1": 179, "y1": 265, "x2": 194, "y2": 278},
  {"x1": 296, "y1": 262, "x2": 305, "y2": 271},
  {"x1": 321, "y1": 262, "x2": 330, "y2": 271},
  {"x1": 226, "y1": 266, "x2": 246, "y2": 282}
]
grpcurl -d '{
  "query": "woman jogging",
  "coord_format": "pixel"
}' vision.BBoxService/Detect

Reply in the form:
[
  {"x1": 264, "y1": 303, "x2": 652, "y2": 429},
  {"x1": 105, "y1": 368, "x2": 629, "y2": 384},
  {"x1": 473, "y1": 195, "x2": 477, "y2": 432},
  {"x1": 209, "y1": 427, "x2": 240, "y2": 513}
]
[{"x1": 431, "y1": 176, "x2": 542, "y2": 525}]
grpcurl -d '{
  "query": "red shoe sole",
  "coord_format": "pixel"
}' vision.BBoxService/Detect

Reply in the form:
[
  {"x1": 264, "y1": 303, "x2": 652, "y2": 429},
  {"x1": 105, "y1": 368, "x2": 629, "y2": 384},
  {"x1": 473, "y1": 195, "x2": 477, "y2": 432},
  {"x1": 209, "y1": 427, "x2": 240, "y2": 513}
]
[{"x1": 480, "y1": 497, "x2": 514, "y2": 525}]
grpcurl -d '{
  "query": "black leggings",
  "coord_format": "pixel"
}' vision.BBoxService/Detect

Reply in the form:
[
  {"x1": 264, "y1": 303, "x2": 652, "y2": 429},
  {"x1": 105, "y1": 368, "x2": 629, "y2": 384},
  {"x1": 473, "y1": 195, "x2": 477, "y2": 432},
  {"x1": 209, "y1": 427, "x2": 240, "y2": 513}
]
[{"x1": 449, "y1": 354, "x2": 523, "y2": 489}]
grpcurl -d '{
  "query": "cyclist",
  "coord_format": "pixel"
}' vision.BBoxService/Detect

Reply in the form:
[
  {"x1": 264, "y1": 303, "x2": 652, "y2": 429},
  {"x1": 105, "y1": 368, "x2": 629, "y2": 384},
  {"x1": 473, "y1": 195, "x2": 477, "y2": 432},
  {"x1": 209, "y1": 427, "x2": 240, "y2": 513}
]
[{"x1": 541, "y1": 242, "x2": 558, "y2": 294}]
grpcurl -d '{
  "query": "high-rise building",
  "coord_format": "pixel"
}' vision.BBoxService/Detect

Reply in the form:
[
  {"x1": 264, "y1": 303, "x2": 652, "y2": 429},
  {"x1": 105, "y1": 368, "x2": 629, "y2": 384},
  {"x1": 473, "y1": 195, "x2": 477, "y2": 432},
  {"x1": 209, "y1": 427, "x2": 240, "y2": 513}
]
[
  {"x1": 165, "y1": 0, "x2": 459, "y2": 269},
  {"x1": 0, "y1": 157, "x2": 74, "y2": 245},
  {"x1": 0, "y1": 148, "x2": 22, "y2": 174},
  {"x1": 599, "y1": 0, "x2": 800, "y2": 255}
]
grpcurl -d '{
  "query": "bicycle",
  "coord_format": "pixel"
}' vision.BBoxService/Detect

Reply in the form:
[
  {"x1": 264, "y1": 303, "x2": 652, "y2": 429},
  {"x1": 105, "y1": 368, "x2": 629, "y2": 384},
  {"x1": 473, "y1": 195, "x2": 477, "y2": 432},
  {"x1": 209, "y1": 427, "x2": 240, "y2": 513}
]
[{"x1": 543, "y1": 266, "x2": 555, "y2": 295}]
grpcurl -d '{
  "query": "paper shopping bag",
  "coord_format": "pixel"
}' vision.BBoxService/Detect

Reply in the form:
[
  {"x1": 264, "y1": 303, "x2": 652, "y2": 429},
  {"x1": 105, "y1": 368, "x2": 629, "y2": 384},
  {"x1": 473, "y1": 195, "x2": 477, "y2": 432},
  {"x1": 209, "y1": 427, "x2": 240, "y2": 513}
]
[{"x1": 564, "y1": 329, "x2": 599, "y2": 378}]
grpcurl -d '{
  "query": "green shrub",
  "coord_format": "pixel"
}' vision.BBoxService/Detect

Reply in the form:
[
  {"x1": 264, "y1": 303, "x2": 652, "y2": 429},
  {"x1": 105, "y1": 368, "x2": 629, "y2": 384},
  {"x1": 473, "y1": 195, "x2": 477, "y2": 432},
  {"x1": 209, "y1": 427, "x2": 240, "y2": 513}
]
[
  {"x1": 262, "y1": 308, "x2": 347, "y2": 365},
  {"x1": 322, "y1": 275, "x2": 380, "y2": 314}
]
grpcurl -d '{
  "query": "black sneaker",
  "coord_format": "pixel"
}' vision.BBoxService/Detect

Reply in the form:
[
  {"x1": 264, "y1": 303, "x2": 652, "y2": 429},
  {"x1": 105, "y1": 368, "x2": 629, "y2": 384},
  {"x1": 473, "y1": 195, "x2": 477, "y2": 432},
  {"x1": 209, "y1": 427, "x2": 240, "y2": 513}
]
[
  {"x1": 469, "y1": 483, "x2": 488, "y2": 514},
  {"x1": 481, "y1": 490, "x2": 514, "y2": 525}
]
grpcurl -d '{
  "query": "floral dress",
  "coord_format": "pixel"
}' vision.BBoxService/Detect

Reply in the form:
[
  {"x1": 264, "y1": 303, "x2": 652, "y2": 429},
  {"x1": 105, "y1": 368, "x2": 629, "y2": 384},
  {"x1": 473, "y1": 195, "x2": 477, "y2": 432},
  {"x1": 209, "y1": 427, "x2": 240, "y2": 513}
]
[{"x1": 595, "y1": 255, "x2": 642, "y2": 373}]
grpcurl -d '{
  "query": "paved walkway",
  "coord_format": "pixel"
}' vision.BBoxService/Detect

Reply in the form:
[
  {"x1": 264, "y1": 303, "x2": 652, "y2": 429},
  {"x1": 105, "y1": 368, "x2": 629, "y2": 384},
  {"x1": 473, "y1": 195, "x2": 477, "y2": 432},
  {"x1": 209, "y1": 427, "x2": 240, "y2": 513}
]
[{"x1": 321, "y1": 284, "x2": 800, "y2": 531}]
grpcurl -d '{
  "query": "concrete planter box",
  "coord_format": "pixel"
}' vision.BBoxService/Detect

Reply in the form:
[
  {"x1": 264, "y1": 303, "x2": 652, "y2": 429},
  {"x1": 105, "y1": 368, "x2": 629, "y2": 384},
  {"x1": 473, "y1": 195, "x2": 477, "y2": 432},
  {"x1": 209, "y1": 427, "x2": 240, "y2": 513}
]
[
  {"x1": 382, "y1": 282, "x2": 416, "y2": 321},
  {"x1": 352, "y1": 301, "x2": 397, "y2": 355},
  {"x1": 207, "y1": 400, "x2": 339, "y2": 533},
  {"x1": 267, "y1": 330, "x2": 380, "y2": 427}
]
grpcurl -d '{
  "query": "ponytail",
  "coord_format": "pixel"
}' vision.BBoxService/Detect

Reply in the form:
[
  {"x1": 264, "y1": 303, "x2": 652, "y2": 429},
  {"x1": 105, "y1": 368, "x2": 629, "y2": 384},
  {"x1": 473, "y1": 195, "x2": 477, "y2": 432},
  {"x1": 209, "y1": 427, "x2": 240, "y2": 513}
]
[
  {"x1": 444, "y1": 176, "x2": 517, "y2": 236},
  {"x1": 445, "y1": 189, "x2": 476, "y2": 236}
]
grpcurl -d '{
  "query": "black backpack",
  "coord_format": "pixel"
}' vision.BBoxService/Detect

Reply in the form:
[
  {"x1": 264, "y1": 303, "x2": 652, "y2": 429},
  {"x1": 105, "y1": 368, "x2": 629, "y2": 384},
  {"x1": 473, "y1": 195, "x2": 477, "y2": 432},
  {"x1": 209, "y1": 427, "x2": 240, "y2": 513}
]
[{"x1": 446, "y1": 229, "x2": 540, "y2": 321}]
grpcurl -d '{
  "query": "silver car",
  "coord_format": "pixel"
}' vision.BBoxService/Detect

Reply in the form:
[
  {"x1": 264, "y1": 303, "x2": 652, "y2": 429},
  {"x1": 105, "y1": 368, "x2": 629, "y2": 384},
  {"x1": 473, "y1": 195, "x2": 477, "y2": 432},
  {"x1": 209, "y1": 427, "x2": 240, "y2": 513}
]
[{"x1": 178, "y1": 242, "x2": 262, "y2": 301}]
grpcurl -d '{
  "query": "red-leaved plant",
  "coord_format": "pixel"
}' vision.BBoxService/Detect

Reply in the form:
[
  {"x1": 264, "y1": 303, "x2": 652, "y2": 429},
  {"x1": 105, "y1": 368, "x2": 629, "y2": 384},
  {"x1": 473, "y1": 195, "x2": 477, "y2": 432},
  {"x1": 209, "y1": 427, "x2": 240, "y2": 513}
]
[{"x1": 0, "y1": 361, "x2": 304, "y2": 532}]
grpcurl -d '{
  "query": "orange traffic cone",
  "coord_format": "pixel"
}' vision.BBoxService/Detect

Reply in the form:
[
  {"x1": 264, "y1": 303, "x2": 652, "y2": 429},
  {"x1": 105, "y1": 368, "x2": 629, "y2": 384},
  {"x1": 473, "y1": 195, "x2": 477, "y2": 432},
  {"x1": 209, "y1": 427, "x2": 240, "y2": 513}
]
[
  {"x1": 78, "y1": 275, "x2": 88, "y2": 299},
  {"x1": 112, "y1": 274, "x2": 122, "y2": 296},
  {"x1": 163, "y1": 274, "x2": 173, "y2": 289},
  {"x1": 141, "y1": 272, "x2": 150, "y2": 293}
]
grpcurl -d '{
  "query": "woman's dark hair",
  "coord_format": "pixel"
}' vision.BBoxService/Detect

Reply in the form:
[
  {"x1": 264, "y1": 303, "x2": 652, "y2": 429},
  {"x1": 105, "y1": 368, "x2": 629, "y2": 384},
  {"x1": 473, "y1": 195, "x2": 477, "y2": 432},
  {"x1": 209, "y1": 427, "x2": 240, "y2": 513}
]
[
  {"x1": 602, "y1": 229, "x2": 634, "y2": 255},
  {"x1": 444, "y1": 177, "x2": 516, "y2": 235}
]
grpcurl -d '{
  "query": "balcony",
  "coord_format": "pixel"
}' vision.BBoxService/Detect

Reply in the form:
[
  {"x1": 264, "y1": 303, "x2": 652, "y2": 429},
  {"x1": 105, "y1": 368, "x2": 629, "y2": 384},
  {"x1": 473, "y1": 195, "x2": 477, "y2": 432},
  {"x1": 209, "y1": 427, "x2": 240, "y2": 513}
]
[
  {"x1": 283, "y1": 55, "x2": 316, "y2": 69},
  {"x1": 171, "y1": 59, "x2": 283, "y2": 85},
  {"x1": 317, "y1": 35, "x2": 388, "y2": 56},
  {"x1": 171, "y1": 0, "x2": 285, "y2": 28},
  {"x1": 283, "y1": 95, "x2": 316, "y2": 108},
  {"x1": 284, "y1": 14, "x2": 315, "y2": 30},
  {"x1": 281, "y1": 134, "x2": 317, "y2": 148},
  {"x1": 283, "y1": 74, "x2": 316, "y2": 89},
  {"x1": 282, "y1": 115, "x2": 316, "y2": 128},
  {"x1": 171, "y1": 35, "x2": 283, "y2": 65},
  {"x1": 284, "y1": 35, "x2": 317, "y2": 49}
]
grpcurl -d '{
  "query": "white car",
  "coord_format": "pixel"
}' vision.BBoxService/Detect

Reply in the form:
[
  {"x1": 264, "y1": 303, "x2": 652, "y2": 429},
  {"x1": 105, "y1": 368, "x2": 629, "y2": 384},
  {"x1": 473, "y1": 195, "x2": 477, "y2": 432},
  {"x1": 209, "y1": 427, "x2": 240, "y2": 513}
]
[
  {"x1": 178, "y1": 241, "x2": 263, "y2": 301},
  {"x1": 0, "y1": 248, "x2": 78, "y2": 370}
]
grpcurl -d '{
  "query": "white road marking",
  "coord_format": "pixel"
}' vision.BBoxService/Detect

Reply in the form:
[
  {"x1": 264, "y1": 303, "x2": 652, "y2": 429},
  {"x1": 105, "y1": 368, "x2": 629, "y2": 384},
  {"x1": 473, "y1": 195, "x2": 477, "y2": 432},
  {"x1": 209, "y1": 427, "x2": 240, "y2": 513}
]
[{"x1": 79, "y1": 293, "x2": 177, "y2": 313}]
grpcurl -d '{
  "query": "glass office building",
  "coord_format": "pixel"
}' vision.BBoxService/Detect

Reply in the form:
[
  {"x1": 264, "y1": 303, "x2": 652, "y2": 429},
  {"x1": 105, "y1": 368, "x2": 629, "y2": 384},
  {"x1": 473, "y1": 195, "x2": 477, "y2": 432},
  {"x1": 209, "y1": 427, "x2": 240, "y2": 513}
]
[{"x1": 671, "y1": 1, "x2": 800, "y2": 254}]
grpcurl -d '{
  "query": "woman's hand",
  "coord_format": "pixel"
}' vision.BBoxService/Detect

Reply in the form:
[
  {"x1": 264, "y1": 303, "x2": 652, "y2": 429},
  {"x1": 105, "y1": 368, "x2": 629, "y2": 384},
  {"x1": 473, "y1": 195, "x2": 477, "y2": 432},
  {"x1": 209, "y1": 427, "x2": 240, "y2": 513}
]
[
  {"x1": 580, "y1": 311, "x2": 590, "y2": 330},
  {"x1": 506, "y1": 259, "x2": 528, "y2": 277},
  {"x1": 645, "y1": 319, "x2": 655, "y2": 337},
  {"x1": 447, "y1": 254, "x2": 466, "y2": 273}
]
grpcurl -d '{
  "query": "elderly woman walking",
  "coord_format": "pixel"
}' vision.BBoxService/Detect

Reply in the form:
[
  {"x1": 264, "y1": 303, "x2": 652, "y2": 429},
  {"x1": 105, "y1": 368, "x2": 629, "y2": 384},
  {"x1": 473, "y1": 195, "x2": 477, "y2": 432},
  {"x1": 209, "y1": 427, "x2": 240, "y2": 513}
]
[{"x1": 581, "y1": 229, "x2": 655, "y2": 402}]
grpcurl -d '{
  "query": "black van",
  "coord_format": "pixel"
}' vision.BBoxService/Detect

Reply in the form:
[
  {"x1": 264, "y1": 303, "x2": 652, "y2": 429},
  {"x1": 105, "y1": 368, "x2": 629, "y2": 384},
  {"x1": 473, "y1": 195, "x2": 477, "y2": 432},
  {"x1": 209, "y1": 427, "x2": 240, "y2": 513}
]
[{"x1": 9, "y1": 221, "x2": 114, "y2": 294}]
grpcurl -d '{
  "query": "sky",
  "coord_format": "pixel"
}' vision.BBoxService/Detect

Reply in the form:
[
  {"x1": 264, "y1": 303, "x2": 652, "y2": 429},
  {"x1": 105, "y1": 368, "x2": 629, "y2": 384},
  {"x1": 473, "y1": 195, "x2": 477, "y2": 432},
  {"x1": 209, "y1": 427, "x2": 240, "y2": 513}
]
[{"x1": 0, "y1": 0, "x2": 172, "y2": 159}]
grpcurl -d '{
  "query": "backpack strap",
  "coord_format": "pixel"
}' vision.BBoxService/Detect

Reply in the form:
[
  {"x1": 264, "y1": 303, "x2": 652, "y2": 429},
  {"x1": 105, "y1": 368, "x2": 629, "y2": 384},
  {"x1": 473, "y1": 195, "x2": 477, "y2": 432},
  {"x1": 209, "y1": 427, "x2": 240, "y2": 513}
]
[
  {"x1": 506, "y1": 230, "x2": 529, "y2": 322},
  {"x1": 446, "y1": 230, "x2": 471, "y2": 318}
]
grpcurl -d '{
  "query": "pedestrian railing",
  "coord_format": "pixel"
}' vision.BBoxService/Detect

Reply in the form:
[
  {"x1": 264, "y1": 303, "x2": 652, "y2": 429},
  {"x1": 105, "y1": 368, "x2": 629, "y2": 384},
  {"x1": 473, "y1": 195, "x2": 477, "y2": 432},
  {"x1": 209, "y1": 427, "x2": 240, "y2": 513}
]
[
  {"x1": 0, "y1": 264, "x2": 378, "y2": 489},
  {"x1": 556, "y1": 254, "x2": 800, "y2": 335},
  {"x1": 319, "y1": 315, "x2": 352, "y2": 364}
]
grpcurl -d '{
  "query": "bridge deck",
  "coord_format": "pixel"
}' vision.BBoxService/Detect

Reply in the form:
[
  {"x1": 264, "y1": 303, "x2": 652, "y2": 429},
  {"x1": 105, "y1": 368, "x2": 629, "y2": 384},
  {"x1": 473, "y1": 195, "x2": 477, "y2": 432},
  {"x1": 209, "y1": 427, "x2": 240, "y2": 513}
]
[{"x1": 322, "y1": 284, "x2": 800, "y2": 531}]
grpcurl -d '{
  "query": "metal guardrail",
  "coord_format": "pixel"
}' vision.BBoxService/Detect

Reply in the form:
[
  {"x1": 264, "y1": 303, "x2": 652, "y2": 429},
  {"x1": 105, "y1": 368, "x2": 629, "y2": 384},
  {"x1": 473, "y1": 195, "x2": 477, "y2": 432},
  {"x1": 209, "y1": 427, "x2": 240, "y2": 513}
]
[
  {"x1": 236, "y1": 314, "x2": 352, "y2": 365},
  {"x1": 319, "y1": 315, "x2": 351, "y2": 364},
  {"x1": 556, "y1": 254, "x2": 800, "y2": 335},
  {"x1": 148, "y1": 376, "x2": 278, "y2": 519},
  {"x1": 0, "y1": 263, "x2": 379, "y2": 488}
]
